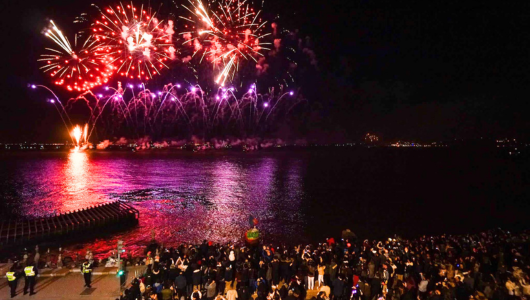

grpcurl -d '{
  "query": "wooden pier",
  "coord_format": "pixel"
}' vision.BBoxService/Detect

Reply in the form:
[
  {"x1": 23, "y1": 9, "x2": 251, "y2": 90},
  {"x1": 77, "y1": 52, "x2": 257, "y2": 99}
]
[{"x1": 0, "y1": 201, "x2": 139, "y2": 246}]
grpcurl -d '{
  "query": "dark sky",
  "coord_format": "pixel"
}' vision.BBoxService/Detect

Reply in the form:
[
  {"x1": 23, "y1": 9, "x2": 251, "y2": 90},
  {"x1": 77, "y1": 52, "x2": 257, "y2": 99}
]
[{"x1": 0, "y1": 0, "x2": 529, "y2": 142}]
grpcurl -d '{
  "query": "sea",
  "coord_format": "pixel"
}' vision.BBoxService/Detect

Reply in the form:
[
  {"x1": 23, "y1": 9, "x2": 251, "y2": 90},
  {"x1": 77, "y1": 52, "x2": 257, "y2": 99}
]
[{"x1": 0, "y1": 147, "x2": 528, "y2": 256}]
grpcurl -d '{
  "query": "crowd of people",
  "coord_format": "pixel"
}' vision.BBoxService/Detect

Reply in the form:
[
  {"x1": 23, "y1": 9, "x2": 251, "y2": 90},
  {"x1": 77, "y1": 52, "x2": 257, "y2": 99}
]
[{"x1": 119, "y1": 229, "x2": 530, "y2": 300}]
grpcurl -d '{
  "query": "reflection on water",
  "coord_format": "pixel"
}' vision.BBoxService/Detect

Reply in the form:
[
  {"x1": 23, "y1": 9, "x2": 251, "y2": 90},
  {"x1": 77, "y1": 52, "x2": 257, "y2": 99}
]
[
  {"x1": 3, "y1": 149, "x2": 528, "y2": 257},
  {"x1": 65, "y1": 151, "x2": 89, "y2": 192},
  {"x1": 63, "y1": 151, "x2": 92, "y2": 212},
  {"x1": 0, "y1": 152, "x2": 307, "y2": 256}
]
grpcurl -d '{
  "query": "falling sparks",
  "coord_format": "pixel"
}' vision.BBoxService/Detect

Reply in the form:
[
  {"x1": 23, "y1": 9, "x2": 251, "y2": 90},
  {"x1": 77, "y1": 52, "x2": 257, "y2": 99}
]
[
  {"x1": 180, "y1": 0, "x2": 270, "y2": 86},
  {"x1": 53, "y1": 82, "x2": 298, "y2": 138}
]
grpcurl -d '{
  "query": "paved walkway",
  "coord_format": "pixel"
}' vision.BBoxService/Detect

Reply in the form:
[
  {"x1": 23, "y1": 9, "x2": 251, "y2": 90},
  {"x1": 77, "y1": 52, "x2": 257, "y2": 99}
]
[
  {"x1": 0, "y1": 265, "x2": 322, "y2": 300},
  {"x1": 0, "y1": 273, "x2": 121, "y2": 299},
  {"x1": 0, "y1": 266, "x2": 146, "y2": 300}
]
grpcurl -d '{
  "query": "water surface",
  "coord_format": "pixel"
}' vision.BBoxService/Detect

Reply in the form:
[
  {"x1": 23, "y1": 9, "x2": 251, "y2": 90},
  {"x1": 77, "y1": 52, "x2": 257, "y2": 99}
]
[{"x1": 0, "y1": 149, "x2": 528, "y2": 256}]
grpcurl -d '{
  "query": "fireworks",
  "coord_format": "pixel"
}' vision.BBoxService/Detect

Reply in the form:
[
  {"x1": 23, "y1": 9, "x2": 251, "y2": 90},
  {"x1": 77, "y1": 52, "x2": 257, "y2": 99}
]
[
  {"x1": 91, "y1": 3, "x2": 175, "y2": 81},
  {"x1": 53, "y1": 82, "x2": 299, "y2": 139},
  {"x1": 180, "y1": 0, "x2": 270, "y2": 86},
  {"x1": 71, "y1": 124, "x2": 88, "y2": 146},
  {"x1": 34, "y1": 2, "x2": 314, "y2": 142},
  {"x1": 72, "y1": 125, "x2": 82, "y2": 145},
  {"x1": 37, "y1": 2, "x2": 316, "y2": 92},
  {"x1": 38, "y1": 20, "x2": 114, "y2": 91}
]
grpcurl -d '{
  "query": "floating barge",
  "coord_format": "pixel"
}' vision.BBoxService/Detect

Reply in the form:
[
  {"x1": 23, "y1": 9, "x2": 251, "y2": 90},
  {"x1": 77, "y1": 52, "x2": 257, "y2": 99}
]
[{"x1": 0, "y1": 201, "x2": 139, "y2": 246}]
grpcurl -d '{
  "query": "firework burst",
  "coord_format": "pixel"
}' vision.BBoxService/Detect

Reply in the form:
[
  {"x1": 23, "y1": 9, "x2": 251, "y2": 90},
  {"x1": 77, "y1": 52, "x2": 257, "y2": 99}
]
[
  {"x1": 180, "y1": 0, "x2": 270, "y2": 86},
  {"x1": 38, "y1": 20, "x2": 114, "y2": 92},
  {"x1": 91, "y1": 3, "x2": 176, "y2": 81}
]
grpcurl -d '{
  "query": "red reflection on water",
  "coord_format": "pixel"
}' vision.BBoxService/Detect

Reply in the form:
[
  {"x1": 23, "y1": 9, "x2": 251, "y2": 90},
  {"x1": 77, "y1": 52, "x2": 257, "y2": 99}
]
[
  {"x1": 10, "y1": 153, "x2": 305, "y2": 258},
  {"x1": 60, "y1": 151, "x2": 106, "y2": 212},
  {"x1": 65, "y1": 151, "x2": 88, "y2": 193}
]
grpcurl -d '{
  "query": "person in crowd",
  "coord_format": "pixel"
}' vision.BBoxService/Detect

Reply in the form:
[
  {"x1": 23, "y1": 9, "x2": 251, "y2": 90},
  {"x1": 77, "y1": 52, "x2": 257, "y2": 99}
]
[
  {"x1": 215, "y1": 292, "x2": 227, "y2": 300},
  {"x1": 316, "y1": 291, "x2": 329, "y2": 300},
  {"x1": 332, "y1": 275, "x2": 345, "y2": 300},
  {"x1": 191, "y1": 287, "x2": 202, "y2": 300},
  {"x1": 308, "y1": 260, "x2": 316, "y2": 290},
  {"x1": 206, "y1": 278, "x2": 218, "y2": 300},
  {"x1": 318, "y1": 263, "x2": 326, "y2": 288},
  {"x1": 82, "y1": 259, "x2": 93, "y2": 288},
  {"x1": 175, "y1": 270, "x2": 188, "y2": 299},
  {"x1": 6, "y1": 264, "x2": 19, "y2": 298},
  {"x1": 226, "y1": 287, "x2": 238, "y2": 300},
  {"x1": 161, "y1": 282, "x2": 174, "y2": 300},
  {"x1": 319, "y1": 283, "x2": 331, "y2": 298},
  {"x1": 114, "y1": 229, "x2": 530, "y2": 300},
  {"x1": 23, "y1": 261, "x2": 38, "y2": 295}
]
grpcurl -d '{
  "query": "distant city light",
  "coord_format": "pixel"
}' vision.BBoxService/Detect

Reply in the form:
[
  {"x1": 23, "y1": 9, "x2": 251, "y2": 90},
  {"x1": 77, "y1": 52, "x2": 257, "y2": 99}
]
[
  {"x1": 97, "y1": 94, "x2": 103, "y2": 98},
  {"x1": 289, "y1": 91, "x2": 294, "y2": 96},
  {"x1": 31, "y1": 85, "x2": 36, "y2": 89},
  {"x1": 263, "y1": 102, "x2": 269, "y2": 107},
  {"x1": 49, "y1": 99, "x2": 55, "y2": 104},
  {"x1": 129, "y1": 84, "x2": 133, "y2": 88},
  {"x1": 365, "y1": 133, "x2": 379, "y2": 143},
  {"x1": 105, "y1": 86, "x2": 109, "y2": 91},
  {"x1": 176, "y1": 84, "x2": 181, "y2": 88},
  {"x1": 191, "y1": 87, "x2": 196, "y2": 92}
]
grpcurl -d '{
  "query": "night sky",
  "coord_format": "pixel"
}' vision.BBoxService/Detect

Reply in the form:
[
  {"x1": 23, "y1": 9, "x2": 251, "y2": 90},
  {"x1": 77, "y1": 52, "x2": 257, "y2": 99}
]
[{"x1": 0, "y1": 0, "x2": 529, "y2": 142}]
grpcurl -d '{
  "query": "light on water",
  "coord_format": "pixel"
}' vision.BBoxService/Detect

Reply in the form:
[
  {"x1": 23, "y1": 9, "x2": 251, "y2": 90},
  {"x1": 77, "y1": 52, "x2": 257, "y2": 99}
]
[{"x1": 0, "y1": 149, "x2": 528, "y2": 257}]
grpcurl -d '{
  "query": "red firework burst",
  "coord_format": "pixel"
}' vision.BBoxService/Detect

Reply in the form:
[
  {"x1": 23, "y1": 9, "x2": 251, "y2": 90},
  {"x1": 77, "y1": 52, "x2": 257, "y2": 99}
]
[
  {"x1": 38, "y1": 20, "x2": 115, "y2": 92},
  {"x1": 180, "y1": 0, "x2": 270, "y2": 86},
  {"x1": 92, "y1": 3, "x2": 176, "y2": 81}
]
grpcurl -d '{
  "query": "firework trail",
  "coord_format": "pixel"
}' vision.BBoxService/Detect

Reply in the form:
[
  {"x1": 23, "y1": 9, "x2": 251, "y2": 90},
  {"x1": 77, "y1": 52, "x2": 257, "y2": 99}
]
[
  {"x1": 38, "y1": 20, "x2": 115, "y2": 91},
  {"x1": 179, "y1": 0, "x2": 270, "y2": 86},
  {"x1": 59, "y1": 81, "x2": 300, "y2": 139},
  {"x1": 91, "y1": 2, "x2": 176, "y2": 81}
]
